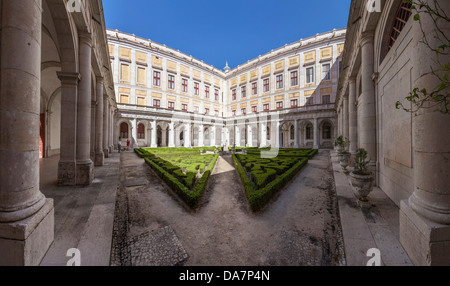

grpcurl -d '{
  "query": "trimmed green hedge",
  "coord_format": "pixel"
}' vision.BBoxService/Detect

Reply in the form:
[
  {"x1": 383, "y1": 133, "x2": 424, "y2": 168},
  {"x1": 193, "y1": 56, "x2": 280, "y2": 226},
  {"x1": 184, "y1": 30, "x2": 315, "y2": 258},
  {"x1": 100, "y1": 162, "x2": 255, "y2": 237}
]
[
  {"x1": 144, "y1": 153, "x2": 219, "y2": 209},
  {"x1": 233, "y1": 154, "x2": 309, "y2": 212}
]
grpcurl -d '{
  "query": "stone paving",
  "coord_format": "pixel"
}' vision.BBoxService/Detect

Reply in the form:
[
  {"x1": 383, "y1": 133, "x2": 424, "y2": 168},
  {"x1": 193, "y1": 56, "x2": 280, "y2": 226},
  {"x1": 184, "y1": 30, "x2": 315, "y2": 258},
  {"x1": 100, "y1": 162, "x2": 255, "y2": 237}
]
[{"x1": 111, "y1": 149, "x2": 345, "y2": 266}]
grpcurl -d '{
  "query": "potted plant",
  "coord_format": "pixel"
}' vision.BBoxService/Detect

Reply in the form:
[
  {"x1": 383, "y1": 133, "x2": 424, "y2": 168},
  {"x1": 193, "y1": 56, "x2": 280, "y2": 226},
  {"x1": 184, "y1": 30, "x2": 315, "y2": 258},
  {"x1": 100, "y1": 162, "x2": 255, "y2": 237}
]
[
  {"x1": 334, "y1": 136, "x2": 348, "y2": 153},
  {"x1": 338, "y1": 150, "x2": 351, "y2": 172},
  {"x1": 349, "y1": 148, "x2": 374, "y2": 202}
]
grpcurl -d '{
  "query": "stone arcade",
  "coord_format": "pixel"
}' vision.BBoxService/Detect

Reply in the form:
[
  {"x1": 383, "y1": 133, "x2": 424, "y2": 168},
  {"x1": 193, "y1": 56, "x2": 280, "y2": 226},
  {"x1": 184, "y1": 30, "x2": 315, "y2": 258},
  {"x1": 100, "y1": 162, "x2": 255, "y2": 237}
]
[{"x1": 0, "y1": 0, "x2": 116, "y2": 265}]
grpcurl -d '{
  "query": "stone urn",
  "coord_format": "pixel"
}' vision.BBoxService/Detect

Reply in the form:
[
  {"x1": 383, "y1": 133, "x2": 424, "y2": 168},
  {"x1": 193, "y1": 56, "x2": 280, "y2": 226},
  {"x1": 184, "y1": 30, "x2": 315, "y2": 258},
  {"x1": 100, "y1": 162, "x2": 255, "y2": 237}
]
[
  {"x1": 335, "y1": 145, "x2": 344, "y2": 153},
  {"x1": 350, "y1": 172, "x2": 374, "y2": 202},
  {"x1": 338, "y1": 152, "x2": 351, "y2": 172}
]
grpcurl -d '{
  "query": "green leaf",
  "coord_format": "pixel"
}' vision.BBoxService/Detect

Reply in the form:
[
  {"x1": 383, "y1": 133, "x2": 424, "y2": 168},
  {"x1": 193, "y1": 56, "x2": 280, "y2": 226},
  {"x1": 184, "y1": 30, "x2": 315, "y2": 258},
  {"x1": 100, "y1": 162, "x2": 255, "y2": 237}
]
[{"x1": 414, "y1": 14, "x2": 421, "y2": 21}]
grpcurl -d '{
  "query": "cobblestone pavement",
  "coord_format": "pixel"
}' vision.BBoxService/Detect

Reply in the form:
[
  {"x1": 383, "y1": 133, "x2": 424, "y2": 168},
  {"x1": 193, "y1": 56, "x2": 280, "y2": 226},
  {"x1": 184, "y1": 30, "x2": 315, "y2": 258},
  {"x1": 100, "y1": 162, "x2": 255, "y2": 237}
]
[{"x1": 111, "y1": 150, "x2": 345, "y2": 266}]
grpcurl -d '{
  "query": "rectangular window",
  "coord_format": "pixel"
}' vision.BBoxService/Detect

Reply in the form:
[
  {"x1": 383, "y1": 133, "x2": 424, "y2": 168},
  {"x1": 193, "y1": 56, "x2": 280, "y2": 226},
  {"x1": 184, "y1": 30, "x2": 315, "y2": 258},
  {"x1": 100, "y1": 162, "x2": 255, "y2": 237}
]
[
  {"x1": 306, "y1": 67, "x2": 314, "y2": 84},
  {"x1": 252, "y1": 106, "x2": 257, "y2": 113},
  {"x1": 263, "y1": 103, "x2": 270, "y2": 111},
  {"x1": 205, "y1": 86, "x2": 210, "y2": 98},
  {"x1": 168, "y1": 101, "x2": 175, "y2": 109},
  {"x1": 205, "y1": 108, "x2": 209, "y2": 115},
  {"x1": 291, "y1": 99, "x2": 298, "y2": 108},
  {"x1": 276, "y1": 101, "x2": 283, "y2": 109},
  {"x1": 252, "y1": 82, "x2": 258, "y2": 95},
  {"x1": 153, "y1": 71, "x2": 161, "y2": 87},
  {"x1": 232, "y1": 89, "x2": 237, "y2": 101},
  {"x1": 168, "y1": 74, "x2": 175, "y2": 90},
  {"x1": 120, "y1": 64, "x2": 130, "y2": 82},
  {"x1": 215, "y1": 110, "x2": 219, "y2": 117},
  {"x1": 120, "y1": 94, "x2": 129, "y2": 104},
  {"x1": 182, "y1": 78, "x2": 188, "y2": 93},
  {"x1": 322, "y1": 64, "x2": 331, "y2": 81},
  {"x1": 322, "y1": 94, "x2": 331, "y2": 104},
  {"x1": 194, "y1": 106, "x2": 199, "y2": 113},
  {"x1": 153, "y1": 99, "x2": 160, "y2": 107},
  {"x1": 263, "y1": 78, "x2": 270, "y2": 93},
  {"x1": 215, "y1": 89, "x2": 219, "y2": 101},
  {"x1": 194, "y1": 82, "x2": 200, "y2": 96},
  {"x1": 276, "y1": 75, "x2": 283, "y2": 89},
  {"x1": 290, "y1": 71, "x2": 298, "y2": 87},
  {"x1": 241, "y1": 86, "x2": 247, "y2": 98},
  {"x1": 306, "y1": 96, "x2": 313, "y2": 105},
  {"x1": 241, "y1": 108, "x2": 246, "y2": 115},
  {"x1": 232, "y1": 110, "x2": 236, "y2": 116},
  {"x1": 137, "y1": 97, "x2": 145, "y2": 106},
  {"x1": 182, "y1": 103, "x2": 188, "y2": 111}
]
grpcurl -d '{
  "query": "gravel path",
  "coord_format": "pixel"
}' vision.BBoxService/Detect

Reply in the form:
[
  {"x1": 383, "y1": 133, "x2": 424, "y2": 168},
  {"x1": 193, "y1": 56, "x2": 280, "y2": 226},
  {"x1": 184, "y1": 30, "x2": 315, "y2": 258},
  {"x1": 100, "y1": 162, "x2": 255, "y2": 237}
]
[{"x1": 111, "y1": 150, "x2": 345, "y2": 266}]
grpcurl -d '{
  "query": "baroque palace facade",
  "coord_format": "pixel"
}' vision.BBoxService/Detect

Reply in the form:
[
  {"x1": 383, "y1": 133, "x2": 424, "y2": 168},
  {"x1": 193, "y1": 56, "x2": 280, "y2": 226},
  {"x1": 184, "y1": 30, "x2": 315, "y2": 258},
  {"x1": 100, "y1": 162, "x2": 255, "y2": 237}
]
[
  {"x1": 336, "y1": 0, "x2": 450, "y2": 265},
  {"x1": 0, "y1": 0, "x2": 115, "y2": 265},
  {"x1": 107, "y1": 28, "x2": 346, "y2": 150}
]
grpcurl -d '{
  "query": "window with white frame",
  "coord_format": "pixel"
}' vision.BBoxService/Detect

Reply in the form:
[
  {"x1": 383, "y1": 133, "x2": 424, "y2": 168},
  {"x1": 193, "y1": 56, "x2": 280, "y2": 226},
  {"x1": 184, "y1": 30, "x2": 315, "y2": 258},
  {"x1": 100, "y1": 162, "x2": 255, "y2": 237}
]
[
  {"x1": 215, "y1": 109, "x2": 219, "y2": 117},
  {"x1": 153, "y1": 98, "x2": 160, "y2": 107},
  {"x1": 194, "y1": 105, "x2": 199, "y2": 113},
  {"x1": 306, "y1": 67, "x2": 314, "y2": 84},
  {"x1": 215, "y1": 89, "x2": 219, "y2": 101},
  {"x1": 241, "y1": 108, "x2": 246, "y2": 115},
  {"x1": 232, "y1": 89, "x2": 237, "y2": 101},
  {"x1": 232, "y1": 110, "x2": 236, "y2": 116},
  {"x1": 241, "y1": 85, "x2": 247, "y2": 98},
  {"x1": 168, "y1": 74, "x2": 175, "y2": 90},
  {"x1": 276, "y1": 74, "x2": 283, "y2": 89},
  {"x1": 263, "y1": 78, "x2": 270, "y2": 93},
  {"x1": 182, "y1": 103, "x2": 188, "y2": 111},
  {"x1": 322, "y1": 63, "x2": 331, "y2": 81},
  {"x1": 322, "y1": 94, "x2": 331, "y2": 104},
  {"x1": 276, "y1": 101, "x2": 283, "y2": 109},
  {"x1": 182, "y1": 78, "x2": 188, "y2": 93},
  {"x1": 263, "y1": 103, "x2": 270, "y2": 111},
  {"x1": 291, "y1": 99, "x2": 298, "y2": 108},
  {"x1": 252, "y1": 82, "x2": 258, "y2": 95},
  {"x1": 194, "y1": 82, "x2": 200, "y2": 96},
  {"x1": 168, "y1": 101, "x2": 175, "y2": 109},
  {"x1": 205, "y1": 85, "x2": 210, "y2": 98},
  {"x1": 205, "y1": 108, "x2": 209, "y2": 115},
  {"x1": 290, "y1": 71, "x2": 298, "y2": 87},
  {"x1": 252, "y1": 106, "x2": 257, "y2": 113},
  {"x1": 153, "y1": 70, "x2": 161, "y2": 87}
]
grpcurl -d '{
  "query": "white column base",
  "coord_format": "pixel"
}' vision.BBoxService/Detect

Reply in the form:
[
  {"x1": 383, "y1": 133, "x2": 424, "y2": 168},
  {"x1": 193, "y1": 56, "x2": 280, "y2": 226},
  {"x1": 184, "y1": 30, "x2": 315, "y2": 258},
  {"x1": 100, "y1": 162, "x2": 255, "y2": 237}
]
[
  {"x1": 400, "y1": 200, "x2": 450, "y2": 265},
  {"x1": 0, "y1": 199, "x2": 54, "y2": 266}
]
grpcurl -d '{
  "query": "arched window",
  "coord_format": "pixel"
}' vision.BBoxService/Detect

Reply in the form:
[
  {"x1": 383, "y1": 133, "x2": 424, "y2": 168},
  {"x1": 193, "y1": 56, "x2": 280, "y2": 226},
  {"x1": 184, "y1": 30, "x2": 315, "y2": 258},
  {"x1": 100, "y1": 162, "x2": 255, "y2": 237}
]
[
  {"x1": 204, "y1": 128, "x2": 209, "y2": 140},
  {"x1": 267, "y1": 126, "x2": 271, "y2": 140},
  {"x1": 138, "y1": 123, "x2": 145, "y2": 139},
  {"x1": 180, "y1": 131, "x2": 184, "y2": 141},
  {"x1": 306, "y1": 124, "x2": 313, "y2": 140},
  {"x1": 290, "y1": 125, "x2": 295, "y2": 140},
  {"x1": 323, "y1": 122, "x2": 332, "y2": 140},
  {"x1": 120, "y1": 122, "x2": 128, "y2": 139},
  {"x1": 387, "y1": 2, "x2": 412, "y2": 54}
]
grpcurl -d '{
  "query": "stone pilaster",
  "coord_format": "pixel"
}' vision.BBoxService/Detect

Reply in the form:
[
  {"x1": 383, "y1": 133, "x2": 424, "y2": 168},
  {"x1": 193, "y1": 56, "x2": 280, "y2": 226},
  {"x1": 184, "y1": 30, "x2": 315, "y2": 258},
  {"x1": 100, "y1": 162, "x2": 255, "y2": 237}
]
[
  {"x1": 198, "y1": 125, "x2": 204, "y2": 147},
  {"x1": 359, "y1": 31, "x2": 377, "y2": 164},
  {"x1": 400, "y1": 3, "x2": 450, "y2": 264},
  {"x1": 343, "y1": 95, "x2": 349, "y2": 140},
  {"x1": 0, "y1": 0, "x2": 54, "y2": 266},
  {"x1": 260, "y1": 122, "x2": 267, "y2": 148},
  {"x1": 76, "y1": 33, "x2": 94, "y2": 185},
  {"x1": 184, "y1": 123, "x2": 191, "y2": 148},
  {"x1": 348, "y1": 77, "x2": 357, "y2": 154},
  {"x1": 294, "y1": 120, "x2": 299, "y2": 148},
  {"x1": 151, "y1": 121, "x2": 157, "y2": 148},
  {"x1": 103, "y1": 97, "x2": 110, "y2": 157},
  {"x1": 168, "y1": 122, "x2": 175, "y2": 148},
  {"x1": 95, "y1": 77, "x2": 104, "y2": 166},
  {"x1": 247, "y1": 125, "x2": 253, "y2": 147},
  {"x1": 313, "y1": 118, "x2": 319, "y2": 149}
]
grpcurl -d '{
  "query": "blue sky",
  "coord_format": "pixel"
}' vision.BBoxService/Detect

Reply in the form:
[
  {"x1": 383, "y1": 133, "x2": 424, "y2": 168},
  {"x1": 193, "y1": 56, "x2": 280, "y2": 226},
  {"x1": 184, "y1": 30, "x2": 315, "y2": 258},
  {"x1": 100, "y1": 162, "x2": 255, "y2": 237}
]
[{"x1": 104, "y1": 0, "x2": 351, "y2": 70}]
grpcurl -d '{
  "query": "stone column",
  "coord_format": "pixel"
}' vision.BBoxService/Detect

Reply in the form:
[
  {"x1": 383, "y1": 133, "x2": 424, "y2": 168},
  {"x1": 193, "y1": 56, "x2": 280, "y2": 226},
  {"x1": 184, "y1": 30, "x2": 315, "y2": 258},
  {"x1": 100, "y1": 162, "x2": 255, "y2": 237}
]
[
  {"x1": 76, "y1": 33, "x2": 94, "y2": 185},
  {"x1": 294, "y1": 120, "x2": 299, "y2": 148},
  {"x1": 161, "y1": 126, "x2": 167, "y2": 147},
  {"x1": 235, "y1": 126, "x2": 239, "y2": 147},
  {"x1": 348, "y1": 77, "x2": 357, "y2": 154},
  {"x1": 276, "y1": 122, "x2": 281, "y2": 148},
  {"x1": 247, "y1": 125, "x2": 253, "y2": 147},
  {"x1": 168, "y1": 122, "x2": 175, "y2": 147},
  {"x1": 210, "y1": 125, "x2": 216, "y2": 147},
  {"x1": 260, "y1": 122, "x2": 266, "y2": 148},
  {"x1": 131, "y1": 118, "x2": 138, "y2": 148},
  {"x1": 184, "y1": 123, "x2": 191, "y2": 148},
  {"x1": 359, "y1": 32, "x2": 377, "y2": 163},
  {"x1": 313, "y1": 118, "x2": 319, "y2": 149},
  {"x1": 343, "y1": 96, "x2": 349, "y2": 140},
  {"x1": 400, "y1": 8, "x2": 450, "y2": 265},
  {"x1": 151, "y1": 121, "x2": 157, "y2": 148},
  {"x1": 103, "y1": 97, "x2": 109, "y2": 158},
  {"x1": 0, "y1": 0, "x2": 54, "y2": 266},
  {"x1": 109, "y1": 106, "x2": 114, "y2": 152},
  {"x1": 94, "y1": 78, "x2": 104, "y2": 166},
  {"x1": 57, "y1": 73, "x2": 80, "y2": 185},
  {"x1": 198, "y1": 125, "x2": 204, "y2": 147}
]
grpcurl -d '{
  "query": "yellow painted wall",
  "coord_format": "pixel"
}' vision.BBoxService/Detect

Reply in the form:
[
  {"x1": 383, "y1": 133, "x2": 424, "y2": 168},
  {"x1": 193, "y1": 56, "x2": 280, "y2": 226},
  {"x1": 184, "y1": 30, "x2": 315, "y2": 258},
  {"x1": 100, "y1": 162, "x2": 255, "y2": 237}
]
[
  {"x1": 151, "y1": 92, "x2": 162, "y2": 99},
  {"x1": 337, "y1": 44, "x2": 344, "y2": 56},
  {"x1": 304, "y1": 51, "x2": 316, "y2": 63},
  {"x1": 120, "y1": 64, "x2": 129, "y2": 81},
  {"x1": 136, "y1": 51, "x2": 147, "y2": 63},
  {"x1": 137, "y1": 67, "x2": 146, "y2": 84},
  {"x1": 119, "y1": 47, "x2": 131, "y2": 59},
  {"x1": 289, "y1": 56, "x2": 299, "y2": 67},
  {"x1": 275, "y1": 95, "x2": 284, "y2": 101},
  {"x1": 120, "y1": 94, "x2": 129, "y2": 104},
  {"x1": 275, "y1": 60, "x2": 285, "y2": 71},
  {"x1": 231, "y1": 78, "x2": 238, "y2": 87},
  {"x1": 108, "y1": 45, "x2": 115, "y2": 56},
  {"x1": 240, "y1": 74, "x2": 247, "y2": 83},
  {"x1": 320, "y1": 87, "x2": 333, "y2": 94},
  {"x1": 320, "y1": 47, "x2": 333, "y2": 59},
  {"x1": 118, "y1": 87, "x2": 131, "y2": 94},
  {"x1": 137, "y1": 97, "x2": 146, "y2": 106},
  {"x1": 250, "y1": 70, "x2": 259, "y2": 80},
  {"x1": 180, "y1": 65, "x2": 190, "y2": 75},
  {"x1": 136, "y1": 89, "x2": 147, "y2": 96},
  {"x1": 193, "y1": 69, "x2": 201, "y2": 80},
  {"x1": 167, "y1": 95, "x2": 177, "y2": 101},
  {"x1": 152, "y1": 55, "x2": 163, "y2": 67},
  {"x1": 289, "y1": 92, "x2": 300, "y2": 98},
  {"x1": 304, "y1": 90, "x2": 316, "y2": 96},
  {"x1": 167, "y1": 60, "x2": 177, "y2": 71},
  {"x1": 262, "y1": 65, "x2": 271, "y2": 75},
  {"x1": 180, "y1": 97, "x2": 190, "y2": 104}
]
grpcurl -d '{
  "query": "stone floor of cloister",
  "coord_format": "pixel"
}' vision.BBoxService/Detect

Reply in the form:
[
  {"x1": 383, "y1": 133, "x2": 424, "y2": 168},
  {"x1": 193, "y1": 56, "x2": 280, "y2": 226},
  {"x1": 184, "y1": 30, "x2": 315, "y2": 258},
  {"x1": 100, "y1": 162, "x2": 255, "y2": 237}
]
[{"x1": 37, "y1": 148, "x2": 413, "y2": 266}]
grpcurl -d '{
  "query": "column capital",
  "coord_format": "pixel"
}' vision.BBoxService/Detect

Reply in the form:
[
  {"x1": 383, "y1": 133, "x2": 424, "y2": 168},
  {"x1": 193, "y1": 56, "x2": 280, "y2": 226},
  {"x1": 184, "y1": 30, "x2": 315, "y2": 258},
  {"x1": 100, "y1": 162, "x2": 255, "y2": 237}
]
[
  {"x1": 360, "y1": 31, "x2": 375, "y2": 47},
  {"x1": 57, "y1": 72, "x2": 81, "y2": 85}
]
